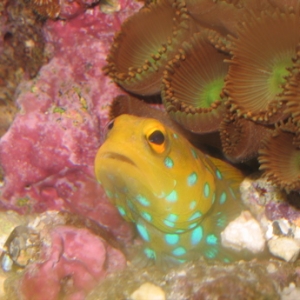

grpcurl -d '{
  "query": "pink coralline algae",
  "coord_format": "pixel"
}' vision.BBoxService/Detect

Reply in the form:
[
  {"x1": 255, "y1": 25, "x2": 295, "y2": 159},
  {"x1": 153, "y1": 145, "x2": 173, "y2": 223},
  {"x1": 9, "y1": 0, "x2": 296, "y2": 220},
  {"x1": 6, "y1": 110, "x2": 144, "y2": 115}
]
[
  {"x1": 20, "y1": 225, "x2": 126, "y2": 300},
  {"x1": 0, "y1": 0, "x2": 141, "y2": 239},
  {"x1": 0, "y1": 0, "x2": 141, "y2": 295},
  {"x1": 265, "y1": 201, "x2": 300, "y2": 222}
]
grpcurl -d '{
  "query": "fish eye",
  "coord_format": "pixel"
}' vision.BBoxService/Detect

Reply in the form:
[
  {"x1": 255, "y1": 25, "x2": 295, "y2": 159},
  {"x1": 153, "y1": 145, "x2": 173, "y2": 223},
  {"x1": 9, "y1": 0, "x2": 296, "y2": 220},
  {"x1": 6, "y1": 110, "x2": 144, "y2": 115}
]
[
  {"x1": 107, "y1": 120, "x2": 114, "y2": 130},
  {"x1": 103, "y1": 119, "x2": 115, "y2": 142},
  {"x1": 146, "y1": 129, "x2": 166, "y2": 154},
  {"x1": 148, "y1": 130, "x2": 165, "y2": 145}
]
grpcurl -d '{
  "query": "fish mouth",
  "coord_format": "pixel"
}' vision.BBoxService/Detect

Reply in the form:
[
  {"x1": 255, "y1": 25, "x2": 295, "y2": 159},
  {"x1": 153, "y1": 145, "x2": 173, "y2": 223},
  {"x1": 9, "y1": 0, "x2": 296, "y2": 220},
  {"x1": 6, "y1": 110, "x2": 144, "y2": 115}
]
[{"x1": 101, "y1": 152, "x2": 136, "y2": 167}]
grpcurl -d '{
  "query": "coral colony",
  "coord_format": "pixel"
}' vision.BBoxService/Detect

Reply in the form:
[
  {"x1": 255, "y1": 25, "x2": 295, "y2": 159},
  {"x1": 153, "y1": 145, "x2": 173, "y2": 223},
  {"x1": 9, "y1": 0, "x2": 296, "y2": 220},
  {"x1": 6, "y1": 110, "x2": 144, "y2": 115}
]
[{"x1": 104, "y1": 0, "x2": 300, "y2": 193}]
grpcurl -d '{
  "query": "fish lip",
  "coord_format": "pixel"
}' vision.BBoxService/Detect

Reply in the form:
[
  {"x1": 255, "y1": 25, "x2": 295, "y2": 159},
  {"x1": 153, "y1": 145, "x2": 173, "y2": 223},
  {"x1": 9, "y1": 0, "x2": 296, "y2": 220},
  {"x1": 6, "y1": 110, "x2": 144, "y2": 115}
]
[{"x1": 101, "y1": 152, "x2": 136, "y2": 167}]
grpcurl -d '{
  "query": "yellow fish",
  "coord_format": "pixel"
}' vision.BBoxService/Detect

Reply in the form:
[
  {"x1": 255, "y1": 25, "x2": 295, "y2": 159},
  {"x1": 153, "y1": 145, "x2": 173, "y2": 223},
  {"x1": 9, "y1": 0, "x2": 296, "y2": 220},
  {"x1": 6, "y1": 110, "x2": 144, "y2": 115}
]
[{"x1": 95, "y1": 114, "x2": 244, "y2": 264}]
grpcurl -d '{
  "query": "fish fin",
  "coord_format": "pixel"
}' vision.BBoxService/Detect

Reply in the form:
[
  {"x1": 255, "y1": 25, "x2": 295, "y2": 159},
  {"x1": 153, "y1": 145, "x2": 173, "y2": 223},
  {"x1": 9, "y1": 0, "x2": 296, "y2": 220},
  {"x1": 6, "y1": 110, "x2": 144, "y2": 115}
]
[{"x1": 208, "y1": 156, "x2": 245, "y2": 190}]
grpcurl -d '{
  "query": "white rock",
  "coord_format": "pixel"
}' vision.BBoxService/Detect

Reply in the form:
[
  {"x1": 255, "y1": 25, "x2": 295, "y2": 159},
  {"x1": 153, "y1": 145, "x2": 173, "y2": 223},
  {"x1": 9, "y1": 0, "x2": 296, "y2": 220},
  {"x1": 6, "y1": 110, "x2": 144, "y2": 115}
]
[
  {"x1": 293, "y1": 227, "x2": 300, "y2": 240},
  {"x1": 281, "y1": 282, "x2": 300, "y2": 300},
  {"x1": 277, "y1": 219, "x2": 291, "y2": 235},
  {"x1": 266, "y1": 219, "x2": 293, "y2": 240},
  {"x1": 266, "y1": 263, "x2": 277, "y2": 274},
  {"x1": 268, "y1": 237, "x2": 300, "y2": 262},
  {"x1": 129, "y1": 282, "x2": 166, "y2": 300},
  {"x1": 221, "y1": 210, "x2": 265, "y2": 253},
  {"x1": 266, "y1": 221, "x2": 275, "y2": 240}
]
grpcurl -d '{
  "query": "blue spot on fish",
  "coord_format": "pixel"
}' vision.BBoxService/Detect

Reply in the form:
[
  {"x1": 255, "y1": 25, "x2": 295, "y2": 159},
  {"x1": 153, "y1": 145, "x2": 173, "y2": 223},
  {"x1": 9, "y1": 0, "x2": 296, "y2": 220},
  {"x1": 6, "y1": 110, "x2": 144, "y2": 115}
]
[
  {"x1": 164, "y1": 220, "x2": 175, "y2": 227},
  {"x1": 216, "y1": 169, "x2": 222, "y2": 179},
  {"x1": 142, "y1": 211, "x2": 152, "y2": 222},
  {"x1": 205, "y1": 247, "x2": 218, "y2": 259},
  {"x1": 136, "y1": 194, "x2": 150, "y2": 206},
  {"x1": 137, "y1": 223, "x2": 150, "y2": 241},
  {"x1": 188, "y1": 222, "x2": 197, "y2": 229},
  {"x1": 189, "y1": 211, "x2": 202, "y2": 221},
  {"x1": 212, "y1": 193, "x2": 216, "y2": 204},
  {"x1": 164, "y1": 157, "x2": 174, "y2": 168},
  {"x1": 206, "y1": 234, "x2": 218, "y2": 245},
  {"x1": 187, "y1": 172, "x2": 198, "y2": 186},
  {"x1": 144, "y1": 247, "x2": 156, "y2": 259},
  {"x1": 217, "y1": 214, "x2": 227, "y2": 227},
  {"x1": 229, "y1": 187, "x2": 236, "y2": 199},
  {"x1": 191, "y1": 226, "x2": 203, "y2": 245},
  {"x1": 173, "y1": 133, "x2": 178, "y2": 139},
  {"x1": 189, "y1": 200, "x2": 197, "y2": 210},
  {"x1": 166, "y1": 213, "x2": 178, "y2": 222},
  {"x1": 191, "y1": 148, "x2": 198, "y2": 159},
  {"x1": 204, "y1": 183, "x2": 210, "y2": 197},
  {"x1": 220, "y1": 192, "x2": 227, "y2": 205},
  {"x1": 105, "y1": 189, "x2": 113, "y2": 198},
  {"x1": 126, "y1": 199, "x2": 134, "y2": 211},
  {"x1": 165, "y1": 190, "x2": 178, "y2": 202},
  {"x1": 173, "y1": 247, "x2": 186, "y2": 256},
  {"x1": 117, "y1": 206, "x2": 126, "y2": 216},
  {"x1": 165, "y1": 234, "x2": 179, "y2": 245}
]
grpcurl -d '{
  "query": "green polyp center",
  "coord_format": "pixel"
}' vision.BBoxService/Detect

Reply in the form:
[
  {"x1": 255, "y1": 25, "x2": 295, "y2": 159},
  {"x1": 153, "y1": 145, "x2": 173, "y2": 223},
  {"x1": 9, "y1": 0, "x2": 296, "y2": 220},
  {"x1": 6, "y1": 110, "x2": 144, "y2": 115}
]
[
  {"x1": 197, "y1": 78, "x2": 224, "y2": 108},
  {"x1": 268, "y1": 58, "x2": 292, "y2": 96},
  {"x1": 291, "y1": 150, "x2": 300, "y2": 175}
]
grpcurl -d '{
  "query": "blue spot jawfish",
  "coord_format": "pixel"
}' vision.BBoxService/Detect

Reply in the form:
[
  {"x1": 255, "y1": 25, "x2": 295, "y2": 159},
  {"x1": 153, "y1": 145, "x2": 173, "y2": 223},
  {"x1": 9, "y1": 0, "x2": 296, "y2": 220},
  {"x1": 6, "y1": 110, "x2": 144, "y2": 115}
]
[{"x1": 95, "y1": 114, "x2": 244, "y2": 265}]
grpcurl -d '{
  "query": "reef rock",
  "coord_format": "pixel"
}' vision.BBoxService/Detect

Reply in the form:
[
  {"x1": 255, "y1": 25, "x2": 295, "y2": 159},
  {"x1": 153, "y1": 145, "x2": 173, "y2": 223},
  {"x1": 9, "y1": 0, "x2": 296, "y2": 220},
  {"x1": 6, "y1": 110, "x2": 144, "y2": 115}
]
[
  {"x1": 0, "y1": 211, "x2": 126, "y2": 300},
  {"x1": 221, "y1": 210, "x2": 265, "y2": 254},
  {"x1": 20, "y1": 225, "x2": 126, "y2": 300},
  {"x1": 240, "y1": 174, "x2": 300, "y2": 262},
  {"x1": 86, "y1": 259, "x2": 300, "y2": 300}
]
